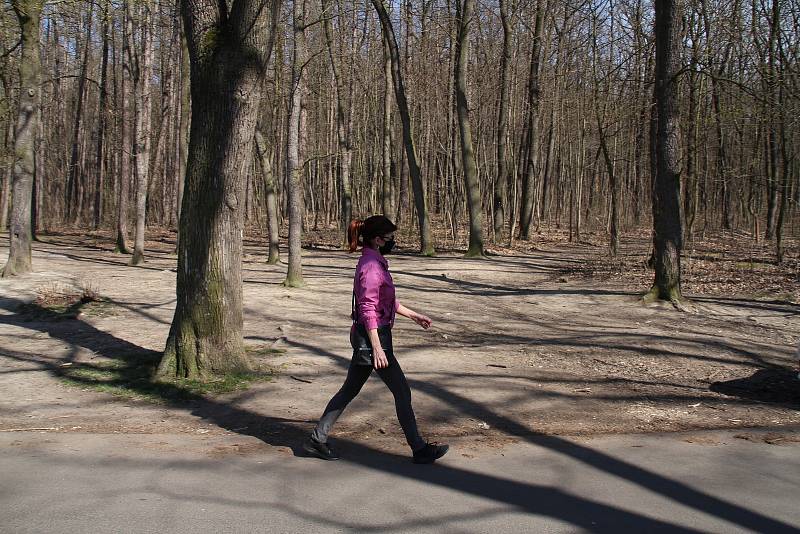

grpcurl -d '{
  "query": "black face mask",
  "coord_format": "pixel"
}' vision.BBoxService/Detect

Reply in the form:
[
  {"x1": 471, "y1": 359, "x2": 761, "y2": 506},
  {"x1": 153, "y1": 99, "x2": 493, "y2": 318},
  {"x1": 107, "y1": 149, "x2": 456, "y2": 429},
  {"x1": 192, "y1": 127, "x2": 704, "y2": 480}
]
[{"x1": 379, "y1": 238, "x2": 396, "y2": 255}]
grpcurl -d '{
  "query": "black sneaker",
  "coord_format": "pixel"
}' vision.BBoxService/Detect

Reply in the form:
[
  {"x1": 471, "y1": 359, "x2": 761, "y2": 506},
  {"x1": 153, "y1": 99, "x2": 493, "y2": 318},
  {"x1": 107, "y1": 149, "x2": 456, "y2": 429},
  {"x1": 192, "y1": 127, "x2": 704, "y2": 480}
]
[
  {"x1": 303, "y1": 438, "x2": 340, "y2": 461},
  {"x1": 412, "y1": 442, "x2": 449, "y2": 464}
]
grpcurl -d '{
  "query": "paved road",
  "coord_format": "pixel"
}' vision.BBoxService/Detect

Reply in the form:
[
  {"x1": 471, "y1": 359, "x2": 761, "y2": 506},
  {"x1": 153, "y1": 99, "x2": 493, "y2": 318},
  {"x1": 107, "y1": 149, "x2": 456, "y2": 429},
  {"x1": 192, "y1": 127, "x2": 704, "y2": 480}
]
[{"x1": 1, "y1": 429, "x2": 798, "y2": 533}]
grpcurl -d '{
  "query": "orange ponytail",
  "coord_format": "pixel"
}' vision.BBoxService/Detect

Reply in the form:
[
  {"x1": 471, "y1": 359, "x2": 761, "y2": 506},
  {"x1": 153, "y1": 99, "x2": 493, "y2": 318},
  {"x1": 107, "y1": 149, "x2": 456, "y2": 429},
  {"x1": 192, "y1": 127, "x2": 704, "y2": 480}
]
[{"x1": 347, "y1": 219, "x2": 364, "y2": 252}]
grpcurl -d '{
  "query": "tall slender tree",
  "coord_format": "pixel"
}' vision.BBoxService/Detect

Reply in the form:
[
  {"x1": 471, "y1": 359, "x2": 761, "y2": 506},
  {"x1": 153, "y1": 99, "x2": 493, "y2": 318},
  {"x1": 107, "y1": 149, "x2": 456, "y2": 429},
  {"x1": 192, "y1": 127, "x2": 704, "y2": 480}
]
[
  {"x1": 284, "y1": 0, "x2": 308, "y2": 287},
  {"x1": 131, "y1": 0, "x2": 154, "y2": 265},
  {"x1": 454, "y1": 0, "x2": 484, "y2": 257},
  {"x1": 3, "y1": 0, "x2": 43, "y2": 277}
]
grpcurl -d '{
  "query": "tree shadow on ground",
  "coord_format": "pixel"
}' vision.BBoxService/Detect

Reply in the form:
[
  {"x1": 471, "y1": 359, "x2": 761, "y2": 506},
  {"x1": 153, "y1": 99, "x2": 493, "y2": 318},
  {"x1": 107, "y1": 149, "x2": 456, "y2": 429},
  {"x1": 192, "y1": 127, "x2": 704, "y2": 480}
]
[
  {"x1": 710, "y1": 368, "x2": 800, "y2": 408},
  {"x1": 1, "y1": 298, "x2": 798, "y2": 532}
]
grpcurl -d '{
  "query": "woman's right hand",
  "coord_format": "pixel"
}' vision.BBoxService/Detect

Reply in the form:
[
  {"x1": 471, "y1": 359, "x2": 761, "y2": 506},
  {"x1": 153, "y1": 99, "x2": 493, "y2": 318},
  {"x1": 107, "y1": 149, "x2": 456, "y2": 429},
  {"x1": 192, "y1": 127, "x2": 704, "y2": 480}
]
[{"x1": 373, "y1": 346, "x2": 389, "y2": 369}]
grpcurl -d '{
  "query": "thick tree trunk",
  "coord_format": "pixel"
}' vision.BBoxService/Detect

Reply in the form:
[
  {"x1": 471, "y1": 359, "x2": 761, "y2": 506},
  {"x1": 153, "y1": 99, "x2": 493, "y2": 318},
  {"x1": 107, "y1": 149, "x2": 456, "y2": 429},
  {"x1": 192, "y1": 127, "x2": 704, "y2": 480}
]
[
  {"x1": 3, "y1": 0, "x2": 43, "y2": 277},
  {"x1": 131, "y1": 1, "x2": 154, "y2": 265},
  {"x1": 158, "y1": 0, "x2": 280, "y2": 379},
  {"x1": 493, "y1": 0, "x2": 511, "y2": 241},
  {"x1": 284, "y1": 0, "x2": 308, "y2": 287},
  {"x1": 454, "y1": 0, "x2": 484, "y2": 257},
  {"x1": 371, "y1": 0, "x2": 435, "y2": 255},
  {"x1": 646, "y1": 0, "x2": 684, "y2": 303},
  {"x1": 255, "y1": 130, "x2": 280, "y2": 265}
]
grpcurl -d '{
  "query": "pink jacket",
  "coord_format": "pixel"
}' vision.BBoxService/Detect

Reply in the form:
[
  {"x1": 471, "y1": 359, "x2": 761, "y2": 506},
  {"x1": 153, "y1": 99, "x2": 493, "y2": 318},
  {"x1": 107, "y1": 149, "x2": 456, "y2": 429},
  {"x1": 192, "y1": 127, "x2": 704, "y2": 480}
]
[{"x1": 353, "y1": 247, "x2": 399, "y2": 330}]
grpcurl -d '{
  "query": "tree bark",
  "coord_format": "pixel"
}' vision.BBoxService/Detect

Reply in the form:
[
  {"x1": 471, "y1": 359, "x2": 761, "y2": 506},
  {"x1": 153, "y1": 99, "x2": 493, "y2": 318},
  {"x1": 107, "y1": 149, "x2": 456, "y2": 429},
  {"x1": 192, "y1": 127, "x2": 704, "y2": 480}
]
[
  {"x1": 646, "y1": 0, "x2": 684, "y2": 303},
  {"x1": 65, "y1": 2, "x2": 93, "y2": 225},
  {"x1": 493, "y1": 0, "x2": 511, "y2": 241},
  {"x1": 454, "y1": 0, "x2": 484, "y2": 257},
  {"x1": 131, "y1": 0, "x2": 154, "y2": 265},
  {"x1": 158, "y1": 0, "x2": 280, "y2": 379},
  {"x1": 518, "y1": 0, "x2": 546, "y2": 240},
  {"x1": 284, "y1": 0, "x2": 308, "y2": 287},
  {"x1": 3, "y1": 0, "x2": 43, "y2": 277},
  {"x1": 371, "y1": 0, "x2": 435, "y2": 255},
  {"x1": 321, "y1": 0, "x2": 353, "y2": 241},
  {"x1": 381, "y1": 29, "x2": 394, "y2": 220},
  {"x1": 255, "y1": 130, "x2": 280, "y2": 265},
  {"x1": 115, "y1": 6, "x2": 133, "y2": 254},
  {"x1": 93, "y1": 3, "x2": 110, "y2": 230}
]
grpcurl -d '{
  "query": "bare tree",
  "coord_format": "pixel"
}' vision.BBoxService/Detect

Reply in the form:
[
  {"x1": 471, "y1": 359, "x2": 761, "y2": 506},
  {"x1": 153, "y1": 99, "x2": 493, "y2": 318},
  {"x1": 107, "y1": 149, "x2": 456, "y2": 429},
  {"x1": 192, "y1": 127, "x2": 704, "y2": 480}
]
[
  {"x1": 284, "y1": 0, "x2": 308, "y2": 287},
  {"x1": 3, "y1": 0, "x2": 43, "y2": 277},
  {"x1": 454, "y1": 0, "x2": 484, "y2": 257},
  {"x1": 157, "y1": 0, "x2": 280, "y2": 379},
  {"x1": 371, "y1": 0, "x2": 435, "y2": 255},
  {"x1": 645, "y1": 0, "x2": 684, "y2": 303}
]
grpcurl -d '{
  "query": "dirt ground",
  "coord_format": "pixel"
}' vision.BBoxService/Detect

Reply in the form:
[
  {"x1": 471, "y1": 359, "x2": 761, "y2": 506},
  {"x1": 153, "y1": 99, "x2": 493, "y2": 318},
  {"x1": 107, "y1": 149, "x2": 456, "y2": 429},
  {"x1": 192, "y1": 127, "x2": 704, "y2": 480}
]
[{"x1": 0, "y1": 229, "x2": 798, "y2": 457}]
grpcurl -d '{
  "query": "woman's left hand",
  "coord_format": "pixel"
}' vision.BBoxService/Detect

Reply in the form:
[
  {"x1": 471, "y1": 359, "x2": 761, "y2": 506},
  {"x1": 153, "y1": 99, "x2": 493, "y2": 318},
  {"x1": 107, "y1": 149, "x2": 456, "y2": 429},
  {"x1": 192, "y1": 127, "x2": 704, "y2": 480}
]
[{"x1": 413, "y1": 313, "x2": 432, "y2": 330}]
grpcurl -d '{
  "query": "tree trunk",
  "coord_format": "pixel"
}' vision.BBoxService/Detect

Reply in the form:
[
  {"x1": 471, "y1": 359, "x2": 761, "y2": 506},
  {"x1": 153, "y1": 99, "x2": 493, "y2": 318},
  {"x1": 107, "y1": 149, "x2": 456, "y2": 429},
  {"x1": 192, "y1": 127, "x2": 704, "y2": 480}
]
[
  {"x1": 321, "y1": 0, "x2": 353, "y2": 241},
  {"x1": 3, "y1": 0, "x2": 43, "y2": 277},
  {"x1": 255, "y1": 130, "x2": 281, "y2": 265},
  {"x1": 381, "y1": 30, "x2": 394, "y2": 220},
  {"x1": 116, "y1": 6, "x2": 133, "y2": 254},
  {"x1": 158, "y1": 0, "x2": 280, "y2": 379},
  {"x1": 66, "y1": 3, "x2": 93, "y2": 225},
  {"x1": 176, "y1": 22, "x2": 190, "y2": 248},
  {"x1": 1, "y1": 115, "x2": 13, "y2": 233},
  {"x1": 371, "y1": 0, "x2": 435, "y2": 255},
  {"x1": 93, "y1": 4, "x2": 110, "y2": 230},
  {"x1": 284, "y1": 0, "x2": 308, "y2": 287},
  {"x1": 131, "y1": 1, "x2": 154, "y2": 265},
  {"x1": 646, "y1": 0, "x2": 684, "y2": 303},
  {"x1": 519, "y1": 0, "x2": 546, "y2": 240},
  {"x1": 454, "y1": 0, "x2": 484, "y2": 257},
  {"x1": 493, "y1": 0, "x2": 511, "y2": 241}
]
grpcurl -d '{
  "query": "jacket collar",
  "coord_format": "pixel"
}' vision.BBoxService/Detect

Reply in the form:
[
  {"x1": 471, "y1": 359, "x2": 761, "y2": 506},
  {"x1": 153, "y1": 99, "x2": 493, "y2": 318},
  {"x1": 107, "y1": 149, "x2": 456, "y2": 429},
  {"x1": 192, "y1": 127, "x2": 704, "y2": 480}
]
[{"x1": 362, "y1": 246, "x2": 388, "y2": 267}]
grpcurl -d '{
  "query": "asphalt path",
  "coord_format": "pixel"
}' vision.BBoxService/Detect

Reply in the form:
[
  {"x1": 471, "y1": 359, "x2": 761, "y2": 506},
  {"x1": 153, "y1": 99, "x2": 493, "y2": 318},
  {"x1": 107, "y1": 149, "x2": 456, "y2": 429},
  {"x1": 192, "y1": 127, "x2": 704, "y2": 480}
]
[{"x1": 1, "y1": 430, "x2": 798, "y2": 533}]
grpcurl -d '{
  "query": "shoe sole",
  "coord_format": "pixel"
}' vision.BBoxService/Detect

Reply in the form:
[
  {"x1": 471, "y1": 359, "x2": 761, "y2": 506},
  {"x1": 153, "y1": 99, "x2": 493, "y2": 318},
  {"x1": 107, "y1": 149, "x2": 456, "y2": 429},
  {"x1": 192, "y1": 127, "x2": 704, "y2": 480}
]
[
  {"x1": 303, "y1": 441, "x2": 340, "y2": 461},
  {"x1": 413, "y1": 445, "x2": 449, "y2": 464}
]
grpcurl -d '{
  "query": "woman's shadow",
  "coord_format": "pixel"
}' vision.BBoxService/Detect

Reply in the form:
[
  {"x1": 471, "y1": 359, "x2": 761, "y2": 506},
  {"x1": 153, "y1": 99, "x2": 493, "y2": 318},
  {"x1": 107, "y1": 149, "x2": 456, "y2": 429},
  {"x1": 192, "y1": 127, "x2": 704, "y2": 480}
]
[{"x1": 710, "y1": 367, "x2": 799, "y2": 408}]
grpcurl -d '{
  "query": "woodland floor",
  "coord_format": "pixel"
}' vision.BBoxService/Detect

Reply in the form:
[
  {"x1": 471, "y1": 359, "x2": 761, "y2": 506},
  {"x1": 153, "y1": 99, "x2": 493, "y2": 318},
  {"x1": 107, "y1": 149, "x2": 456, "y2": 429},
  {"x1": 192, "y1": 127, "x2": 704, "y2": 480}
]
[{"x1": 0, "y1": 227, "x2": 798, "y2": 458}]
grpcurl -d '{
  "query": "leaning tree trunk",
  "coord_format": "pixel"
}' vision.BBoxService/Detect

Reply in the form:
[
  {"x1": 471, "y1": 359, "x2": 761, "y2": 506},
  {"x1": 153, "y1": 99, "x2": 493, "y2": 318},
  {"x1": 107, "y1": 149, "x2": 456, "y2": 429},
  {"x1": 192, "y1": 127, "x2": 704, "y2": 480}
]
[
  {"x1": 255, "y1": 130, "x2": 281, "y2": 264},
  {"x1": 131, "y1": 1, "x2": 154, "y2": 265},
  {"x1": 284, "y1": 0, "x2": 308, "y2": 287},
  {"x1": 455, "y1": 0, "x2": 484, "y2": 257},
  {"x1": 646, "y1": 0, "x2": 684, "y2": 303},
  {"x1": 371, "y1": 0, "x2": 435, "y2": 255},
  {"x1": 157, "y1": 0, "x2": 280, "y2": 379},
  {"x1": 3, "y1": 0, "x2": 43, "y2": 277}
]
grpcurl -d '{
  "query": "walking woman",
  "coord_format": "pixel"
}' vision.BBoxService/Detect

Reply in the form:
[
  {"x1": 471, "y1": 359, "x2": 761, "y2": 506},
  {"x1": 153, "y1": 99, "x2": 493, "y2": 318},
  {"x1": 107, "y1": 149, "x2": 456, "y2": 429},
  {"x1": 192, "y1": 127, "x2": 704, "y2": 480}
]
[{"x1": 304, "y1": 215, "x2": 449, "y2": 464}]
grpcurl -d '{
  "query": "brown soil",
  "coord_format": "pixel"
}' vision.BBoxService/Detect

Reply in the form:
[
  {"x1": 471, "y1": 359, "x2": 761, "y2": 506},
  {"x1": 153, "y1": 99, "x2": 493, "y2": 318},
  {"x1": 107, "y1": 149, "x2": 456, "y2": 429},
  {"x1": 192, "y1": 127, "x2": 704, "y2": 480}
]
[{"x1": 1, "y1": 229, "x2": 798, "y2": 457}]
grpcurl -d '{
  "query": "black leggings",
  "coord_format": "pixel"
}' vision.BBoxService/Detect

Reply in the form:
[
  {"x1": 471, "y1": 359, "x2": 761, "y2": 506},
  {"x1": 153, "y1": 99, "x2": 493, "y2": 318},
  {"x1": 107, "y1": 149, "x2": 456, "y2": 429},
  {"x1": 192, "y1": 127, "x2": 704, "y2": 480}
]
[{"x1": 310, "y1": 354, "x2": 426, "y2": 451}]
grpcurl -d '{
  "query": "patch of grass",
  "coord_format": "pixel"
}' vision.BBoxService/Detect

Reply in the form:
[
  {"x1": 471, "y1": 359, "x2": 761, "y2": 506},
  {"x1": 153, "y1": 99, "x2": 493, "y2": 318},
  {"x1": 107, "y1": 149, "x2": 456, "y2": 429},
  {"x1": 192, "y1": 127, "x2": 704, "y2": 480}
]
[
  {"x1": 59, "y1": 351, "x2": 276, "y2": 403},
  {"x1": 18, "y1": 283, "x2": 117, "y2": 321},
  {"x1": 246, "y1": 345, "x2": 287, "y2": 357}
]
